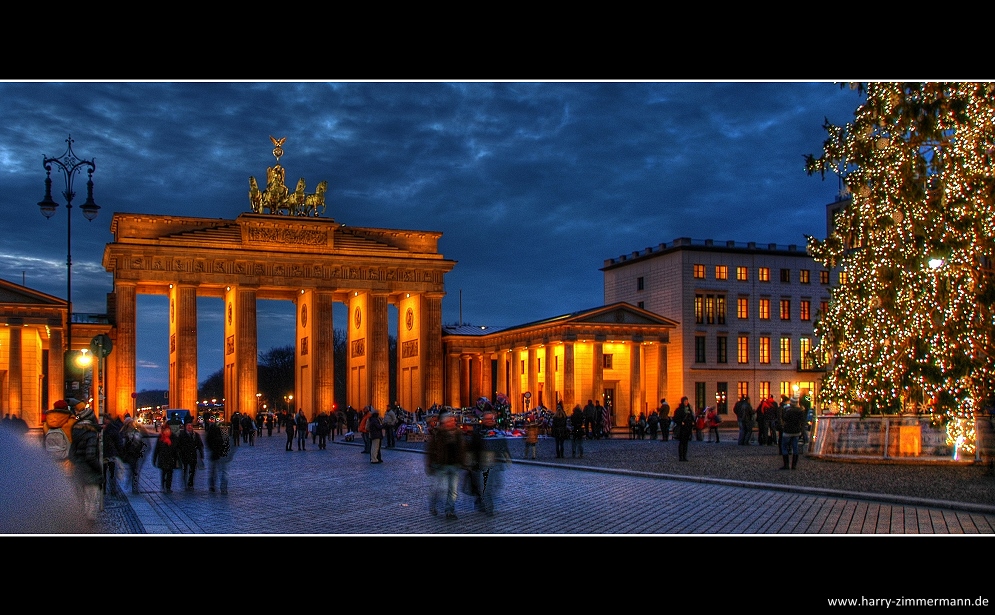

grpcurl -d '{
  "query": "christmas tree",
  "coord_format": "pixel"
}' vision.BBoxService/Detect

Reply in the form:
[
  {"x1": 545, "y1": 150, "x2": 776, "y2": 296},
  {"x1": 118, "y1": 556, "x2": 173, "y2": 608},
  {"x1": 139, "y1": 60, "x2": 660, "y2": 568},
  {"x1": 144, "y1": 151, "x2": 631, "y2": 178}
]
[{"x1": 805, "y1": 82, "x2": 995, "y2": 453}]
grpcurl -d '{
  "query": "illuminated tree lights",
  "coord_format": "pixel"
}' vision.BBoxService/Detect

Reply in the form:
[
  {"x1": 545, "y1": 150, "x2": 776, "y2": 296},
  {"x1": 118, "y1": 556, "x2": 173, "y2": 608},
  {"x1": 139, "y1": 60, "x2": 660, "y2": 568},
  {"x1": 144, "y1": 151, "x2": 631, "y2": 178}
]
[{"x1": 805, "y1": 82, "x2": 995, "y2": 452}]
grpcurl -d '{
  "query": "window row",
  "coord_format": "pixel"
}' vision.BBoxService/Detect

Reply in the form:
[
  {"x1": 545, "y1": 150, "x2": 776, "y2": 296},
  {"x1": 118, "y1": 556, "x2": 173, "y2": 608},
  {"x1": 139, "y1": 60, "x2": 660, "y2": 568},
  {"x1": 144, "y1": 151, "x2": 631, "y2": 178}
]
[
  {"x1": 696, "y1": 294, "x2": 828, "y2": 323},
  {"x1": 691, "y1": 264, "x2": 829, "y2": 285},
  {"x1": 701, "y1": 380, "x2": 817, "y2": 411},
  {"x1": 694, "y1": 334, "x2": 815, "y2": 368}
]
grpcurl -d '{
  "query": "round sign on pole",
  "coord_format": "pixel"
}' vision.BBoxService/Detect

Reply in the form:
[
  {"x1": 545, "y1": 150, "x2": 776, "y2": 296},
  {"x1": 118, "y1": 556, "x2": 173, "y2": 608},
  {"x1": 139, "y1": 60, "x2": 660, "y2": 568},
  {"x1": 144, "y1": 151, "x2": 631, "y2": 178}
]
[
  {"x1": 90, "y1": 333, "x2": 112, "y2": 357},
  {"x1": 131, "y1": 392, "x2": 138, "y2": 399}
]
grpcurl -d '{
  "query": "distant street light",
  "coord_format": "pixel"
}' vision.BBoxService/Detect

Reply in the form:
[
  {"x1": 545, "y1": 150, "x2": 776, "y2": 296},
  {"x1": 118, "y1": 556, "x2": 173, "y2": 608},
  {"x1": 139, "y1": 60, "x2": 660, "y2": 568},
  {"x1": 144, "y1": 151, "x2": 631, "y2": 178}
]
[{"x1": 38, "y1": 135, "x2": 100, "y2": 397}]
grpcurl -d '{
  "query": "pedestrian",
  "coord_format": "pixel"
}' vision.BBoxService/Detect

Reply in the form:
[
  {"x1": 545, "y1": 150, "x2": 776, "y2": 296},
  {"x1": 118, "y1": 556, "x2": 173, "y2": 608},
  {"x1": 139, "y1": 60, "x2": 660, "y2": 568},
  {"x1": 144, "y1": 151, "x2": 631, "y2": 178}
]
[
  {"x1": 230, "y1": 410, "x2": 242, "y2": 447},
  {"x1": 706, "y1": 406, "x2": 722, "y2": 443},
  {"x1": 468, "y1": 410, "x2": 511, "y2": 516},
  {"x1": 101, "y1": 413, "x2": 124, "y2": 495},
  {"x1": 779, "y1": 395, "x2": 806, "y2": 470},
  {"x1": 368, "y1": 407, "x2": 384, "y2": 463},
  {"x1": 757, "y1": 395, "x2": 778, "y2": 446},
  {"x1": 9, "y1": 413, "x2": 28, "y2": 434},
  {"x1": 152, "y1": 423, "x2": 179, "y2": 493},
  {"x1": 383, "y1": 405, "x2": 398, "y2": 449},
  {"x1": 327, "y1": 409, "x2": 338, "y2": 442},
  {"x1": 336, "y1": 408, "x2": 346, "y2": 437},
  {"x1": 694, "y1": 406, "x2": 707, "y2": 441},
  {"x1": 647, "y1": 409, "x2": 660, "y2": 440},
  {"x1": 120, "y1": 416, "x2": 149, "y2": 494},
  {"x1": 284, "y1": 411, "x2": 296, "y2": 451},
  {"x1": 426, "y1": 411, "x2": 466, "y2": 520},
  {"x1": 358, "y1": 406, "x2": 372, "y2": 454},
  {"x1": 594, "y1": 406, "x2": 605, "y2": 440},
  {"x1": 658, "y1": 398, "x2": 671, "y2": 441},
  {"x1": 523, "y1": 419, "x2": 540, "y2": 460},
  {"x1": 583, "y1": 399, "x2": 597, "y2": 439},
  {"x1": 176, "y1": 422, "x2": 205, "y2": 490},
  {"x1": 68, "y1": 405, "x2": 102, "y2": 521},
  {"x1": 552, "y1": 404, "x2": 569, "y2": 458},
  {"x1": 628, "y1": 413, "x2": 637, "y2": 440},
  {"x1": 315, "y1": 410, "x2": 331, "y2": 450},
  {"x1": 346, "y1": 405, "x2": 358, "y2": 435},
  {"x1": 737, "y1": 396, "x2": 755, "y2": 445},
  {"x1": 241, "y1": 413, "x2": 256, "y2": 446},
  {"x1": 570, "y1": 404, "x2": 585, "y2": 458},
  {"x1": 295, "y1": 409, "x2": 308, "y2": 451},
  {"x1": 206, "y1": 419, "x2": 234, "y2": 493},
  {"x1": 637, "y1": 412, "x2": 648, "y2": 439},
  {"x1": 597, "y1": 400, "x2": 610, "y2": 438},
  {"x1": 265, "y1": 412, "x2": 274, "y2": 437},
  {"x1": 673, "y1": 396, "x2": 694, "y2": 461}
]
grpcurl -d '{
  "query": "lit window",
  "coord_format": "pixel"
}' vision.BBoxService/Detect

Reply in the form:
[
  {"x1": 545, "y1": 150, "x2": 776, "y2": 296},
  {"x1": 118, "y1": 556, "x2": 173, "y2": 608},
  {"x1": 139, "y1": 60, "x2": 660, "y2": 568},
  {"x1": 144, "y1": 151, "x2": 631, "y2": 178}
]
[
  {"x1": 799, "y1": 337, "x2": 813, "y2": 370},
  {"x1": 820, "y1": 270, "x2": 830, "y2": 284},
  {"x1": 737, "y1": 381, "x2": 749, "y2": 399},
  {"x1": 800, "y1": 300, "x2": 811, "y2": 321},
  {"x1": 759, "y1": 336, "x2": 771, "y2": 364},
  {"x1": 695, "y1": 295, "x2": 704, "y2": 324},
  {"x1": 715, "y1": 265, "x2": 728, "y2": 280},
  {"x1": 800, "y1": 269, "x2": 810, "y2": 284},
  {"x1": 820, "y1": 300, "x2": 829, "y2": 315},
  {"x1": 705, "y1": 295, "x2": 715, "y2": 324},
  {"x1": 716, "y1": 296, "x2": 726, "y2": 324},
  {"x1": 780, "y1": 337, "x2": 792, "y2": 364},
  {"x1": 780, "y1": 299, "x2": 791, "y2": 320},
  {"x1": 780, "y1": 268, "x2": 791, "y2": 283},
  {"x1": 695, "y1": 337, "x2": 706, "y2": 363},
  {"x1": 758, "y1": 267, "x2": 770, "y2": 282},
  {"x1": 737, "y1": 297, "x2": 749, "y2": 319},
  {"x1": 694, "y1": 264, "x2": 705, "y2": 279},
  {"x1": 736, "y1": 266, "x2": 748, "y2": 281},
  {"x1": 759, "y1": 381, "x2": 770, "y2": 399},
  {"x1": 717, "y1": 336, "x2": 727, "y2": 364},
  {"x1": 737, "y1": 336, "x2": 749, "y2": 364},
  {"x1": 758, "y1": 298, "x2": 770, "y2": 320},
  {"x1": 838, "y1": 271, "x2": 848, "y2": 285}
]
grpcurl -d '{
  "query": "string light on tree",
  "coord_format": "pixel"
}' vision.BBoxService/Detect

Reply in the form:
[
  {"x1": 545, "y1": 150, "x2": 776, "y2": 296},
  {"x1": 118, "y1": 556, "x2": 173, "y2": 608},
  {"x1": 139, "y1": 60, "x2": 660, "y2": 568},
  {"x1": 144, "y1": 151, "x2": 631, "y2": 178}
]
[{"x1": 805, "y1": 82, "x2": 995, "y2": 454}]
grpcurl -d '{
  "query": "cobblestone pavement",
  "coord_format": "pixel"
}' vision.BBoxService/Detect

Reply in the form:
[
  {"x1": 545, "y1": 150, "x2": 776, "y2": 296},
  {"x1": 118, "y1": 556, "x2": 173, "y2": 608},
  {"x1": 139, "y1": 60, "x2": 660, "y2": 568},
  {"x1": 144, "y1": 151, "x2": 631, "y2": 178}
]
[{"x1": 88, "y1": 428, "x2": 995, "y2": 536}]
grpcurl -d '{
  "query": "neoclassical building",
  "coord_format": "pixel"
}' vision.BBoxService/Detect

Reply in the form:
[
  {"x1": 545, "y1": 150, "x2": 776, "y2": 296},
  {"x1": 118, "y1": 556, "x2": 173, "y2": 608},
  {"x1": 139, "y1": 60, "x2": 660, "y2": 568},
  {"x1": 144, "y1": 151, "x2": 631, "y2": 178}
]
[{"x1": 441, "y1": 303, "x2": 677, "y2": 430}]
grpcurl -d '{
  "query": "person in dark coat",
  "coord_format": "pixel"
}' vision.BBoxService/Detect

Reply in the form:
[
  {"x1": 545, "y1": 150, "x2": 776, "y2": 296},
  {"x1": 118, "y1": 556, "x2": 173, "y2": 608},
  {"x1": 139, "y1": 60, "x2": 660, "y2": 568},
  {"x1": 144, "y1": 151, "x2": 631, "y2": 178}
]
[
  {"x1": 367, "y1": 408, "x2": 384, "y2": 463},
  {"x1": 101, "y1": 413, "x2": 124, "y2": 495},
  {"x1": 176, "y1": 422, "x2": 205, "y2": 490},
  {"x1": 206, "y1": 420, "x2": 234, "y2": 493},
  {"x1": 551, "y1": 404, "x2": 569, "y2": 458},
  {"x1": 284, "y1": 411, "x2": 296, "y2": 451},
  {"x1": 673, "y1": 396, "x2": 694, "y2": 461},
  {"x1": 295, "y1": 410, "x2": 308, "y2": 451},
  {"x1": 68, "y1": 406, "x2": 102, "y2": 520},
  {"x1": 152, "y1": 423, "x2": 179, "y2": 493},
  {"x1": 570, "y1": 404, "x2": 585, "y2": 458}
]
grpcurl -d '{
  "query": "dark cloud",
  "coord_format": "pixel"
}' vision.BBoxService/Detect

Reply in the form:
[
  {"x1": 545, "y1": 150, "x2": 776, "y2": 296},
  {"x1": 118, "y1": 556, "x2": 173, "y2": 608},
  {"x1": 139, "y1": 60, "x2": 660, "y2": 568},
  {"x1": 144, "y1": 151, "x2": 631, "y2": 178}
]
[{"x1": 0, "y1": 81, "x2": 863, "y2": 390}]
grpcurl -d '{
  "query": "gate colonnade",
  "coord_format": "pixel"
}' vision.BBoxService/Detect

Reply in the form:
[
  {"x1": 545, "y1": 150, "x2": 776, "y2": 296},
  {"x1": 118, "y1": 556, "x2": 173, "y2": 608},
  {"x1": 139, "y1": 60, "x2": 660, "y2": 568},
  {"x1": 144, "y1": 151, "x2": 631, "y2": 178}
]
[{"x1": 101, "y1": 212, "x2": 455, "y2": 420}]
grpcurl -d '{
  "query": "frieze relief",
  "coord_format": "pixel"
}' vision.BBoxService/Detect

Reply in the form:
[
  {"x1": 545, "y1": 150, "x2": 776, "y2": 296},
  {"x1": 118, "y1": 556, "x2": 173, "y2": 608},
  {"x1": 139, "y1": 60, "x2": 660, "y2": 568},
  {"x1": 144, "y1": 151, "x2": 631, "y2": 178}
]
[
  {"x1": 246, "y1": 226, "x2": 328, "y2": 246},
  {"x1": 401, "y1": 339, "x2": 419, "y2": 358},
  {"x1": 351, "y1": 338, "x2": 366, "y2": 358}
]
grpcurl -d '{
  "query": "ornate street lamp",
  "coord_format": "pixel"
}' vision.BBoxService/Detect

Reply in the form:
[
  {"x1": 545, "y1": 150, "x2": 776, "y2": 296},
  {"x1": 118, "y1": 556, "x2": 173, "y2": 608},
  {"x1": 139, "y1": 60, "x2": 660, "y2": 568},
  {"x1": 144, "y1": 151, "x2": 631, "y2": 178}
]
[{"x1": 38, "y1": 135, "x2": 100, "y2": 397}]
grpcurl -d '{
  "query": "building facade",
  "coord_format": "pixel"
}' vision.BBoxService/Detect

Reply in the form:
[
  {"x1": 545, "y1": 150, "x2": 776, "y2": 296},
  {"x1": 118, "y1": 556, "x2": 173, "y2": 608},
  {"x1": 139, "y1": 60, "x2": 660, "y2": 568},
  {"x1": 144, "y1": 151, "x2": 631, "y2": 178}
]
[
  {"x1": 602, "y1": 237, "x2": 830, "y2": 415},
  {"x1": 441, "y1": 303, "x2": 677, "y2": 429}
]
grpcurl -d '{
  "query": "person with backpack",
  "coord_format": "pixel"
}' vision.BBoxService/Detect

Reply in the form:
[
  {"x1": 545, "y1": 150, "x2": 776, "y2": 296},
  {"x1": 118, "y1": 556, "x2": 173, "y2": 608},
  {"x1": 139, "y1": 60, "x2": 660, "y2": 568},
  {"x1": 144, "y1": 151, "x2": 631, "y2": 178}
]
[
  {"x1": 120, "y1": 416, "x2": 148, "y2": 494},
  {"x1": 206, "y1": 419, "x2": 234, "y2": 493},
  {"x1": 673, "y1": 396, "x2": 695, "y2": 461},
  {"x1": 68, "y1": 406, "x2": 102, "y2": 521},
  {"x1": 44, "y1": 399, "x2": 78, "y2": 465}
]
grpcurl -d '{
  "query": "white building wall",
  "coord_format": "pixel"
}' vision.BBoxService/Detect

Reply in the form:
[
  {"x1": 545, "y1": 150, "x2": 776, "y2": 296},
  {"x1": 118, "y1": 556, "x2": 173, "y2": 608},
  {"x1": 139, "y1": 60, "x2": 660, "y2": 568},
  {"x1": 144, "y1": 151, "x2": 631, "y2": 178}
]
[{"x1": 604, "y1": 238, "x2": 831, "y2": 414}]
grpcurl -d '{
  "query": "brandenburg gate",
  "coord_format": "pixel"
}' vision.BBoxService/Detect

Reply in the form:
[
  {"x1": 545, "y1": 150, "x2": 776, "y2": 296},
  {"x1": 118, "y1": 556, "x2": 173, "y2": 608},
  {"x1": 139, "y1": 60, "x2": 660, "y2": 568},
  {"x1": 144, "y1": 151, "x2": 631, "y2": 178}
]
[{"x1": 101, "y1": 138, "x2": 455, "y2": 419}]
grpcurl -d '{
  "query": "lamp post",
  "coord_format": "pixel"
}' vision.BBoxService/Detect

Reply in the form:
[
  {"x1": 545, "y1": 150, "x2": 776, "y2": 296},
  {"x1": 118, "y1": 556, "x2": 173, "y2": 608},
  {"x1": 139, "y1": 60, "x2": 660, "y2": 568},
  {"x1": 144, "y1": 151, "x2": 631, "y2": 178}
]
[{"x1": 38, "y1": 135, "x2": 100, "y2": 398}]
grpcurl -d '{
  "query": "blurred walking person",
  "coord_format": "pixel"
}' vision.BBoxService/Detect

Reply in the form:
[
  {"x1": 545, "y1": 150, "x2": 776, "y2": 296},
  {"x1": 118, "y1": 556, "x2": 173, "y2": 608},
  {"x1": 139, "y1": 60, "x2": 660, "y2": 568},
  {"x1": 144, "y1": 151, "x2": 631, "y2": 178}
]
[
  {"x1": 426, "y1": 412, "x2": 466, "y2": 520},
  {"x1": 176, "y1": 422, "x2": 205, "y2": 490},
  {"x1": 152, "y1": 423, "x2": 179, "y2": 493},
  {"x1": 206, "y1": 419, "x2": 234, "y2": 493},
  {"x1": 368, "y1": 408, "x2": 384, "y2": 463},
  {"x1": 68, "y1": 406, "x2": 102, "y2": 521}
]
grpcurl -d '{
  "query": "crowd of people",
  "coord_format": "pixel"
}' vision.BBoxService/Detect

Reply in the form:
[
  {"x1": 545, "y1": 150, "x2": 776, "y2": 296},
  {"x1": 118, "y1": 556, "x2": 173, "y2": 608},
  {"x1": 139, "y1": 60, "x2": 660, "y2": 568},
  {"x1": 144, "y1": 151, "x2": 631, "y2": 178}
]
[{"x1": 40, "y1": 391, "x2": 811, "y2": 527}]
